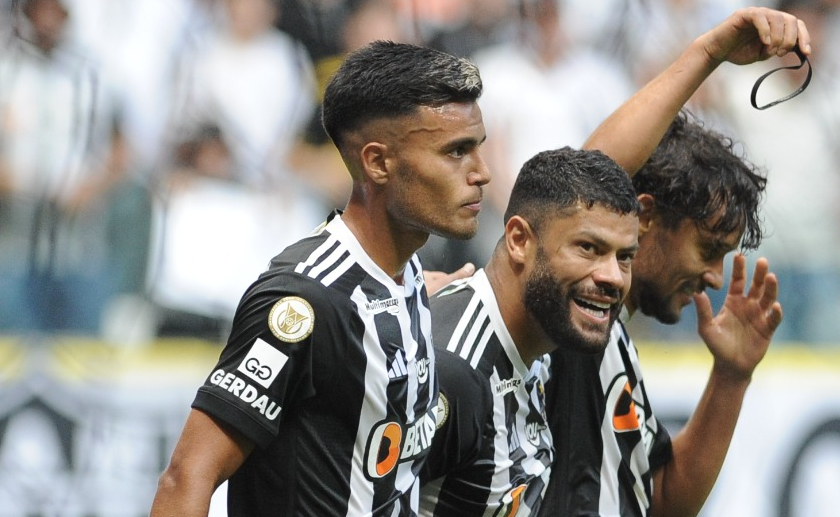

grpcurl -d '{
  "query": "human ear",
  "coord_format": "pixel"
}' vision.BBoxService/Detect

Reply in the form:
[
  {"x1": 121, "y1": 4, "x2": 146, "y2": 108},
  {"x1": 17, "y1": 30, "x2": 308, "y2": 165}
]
[
  {"x1": 360, "y1": 142, "x2": 389, "y2": 184},
  {"x1": 504, "y1": 216, "x2": 537, "y2": 266},
  {"x1": 636, "y1": 194, "x2": 656, "y2": 235}
]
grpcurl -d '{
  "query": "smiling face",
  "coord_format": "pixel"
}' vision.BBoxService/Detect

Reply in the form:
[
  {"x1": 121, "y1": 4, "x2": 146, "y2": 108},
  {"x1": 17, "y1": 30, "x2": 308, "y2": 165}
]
[
  {"x1": 523, "y1": 204, "x2": 639, "y2": 354},
  {"x1": 384, "y1": 102, "x2": 490, "y2": 241},
  {"x1": 629, "y1": 212, "x2": 742, "y2": 324}
]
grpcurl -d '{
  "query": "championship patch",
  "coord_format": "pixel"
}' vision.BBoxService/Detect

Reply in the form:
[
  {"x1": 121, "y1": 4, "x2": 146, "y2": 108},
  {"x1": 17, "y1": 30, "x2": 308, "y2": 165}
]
[
  {"x1": 237, "y1": 338, "x2": 289, "y2": 388},
  {"x1": 268, "y1": 296, "x2": 314, "y2": 343},
  {"x1": 434, "y1": 393, "x2": 450, "y2": 430}
]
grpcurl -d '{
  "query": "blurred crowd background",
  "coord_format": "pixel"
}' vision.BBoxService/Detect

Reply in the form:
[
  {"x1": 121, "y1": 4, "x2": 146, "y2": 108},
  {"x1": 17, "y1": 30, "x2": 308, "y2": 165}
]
[{"x1": 1, "y1": 0, "x2": 839, "y2": 346}]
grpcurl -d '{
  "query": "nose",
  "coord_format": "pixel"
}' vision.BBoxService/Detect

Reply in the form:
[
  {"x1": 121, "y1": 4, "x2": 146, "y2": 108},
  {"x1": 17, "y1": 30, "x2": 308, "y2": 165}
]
[
  {"x1": 702, "y1": 268, "x2": 725, "y2": 291},
  {"x1": 469, "y1": 151, "x2": 491, "y2": 187},
  {"x1": 593, "y1": 255, "x2": 626, "y2": 293}
]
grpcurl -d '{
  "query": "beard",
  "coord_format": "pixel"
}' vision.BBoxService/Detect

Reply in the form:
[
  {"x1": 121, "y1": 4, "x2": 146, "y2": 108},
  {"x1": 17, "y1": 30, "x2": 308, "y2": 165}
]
[
  {"x1": 633, "y1": 277, "x2": 695, "y2": 325},
  {"x1": 523, "y1": 249, "x2": 619, "y2": 354}
]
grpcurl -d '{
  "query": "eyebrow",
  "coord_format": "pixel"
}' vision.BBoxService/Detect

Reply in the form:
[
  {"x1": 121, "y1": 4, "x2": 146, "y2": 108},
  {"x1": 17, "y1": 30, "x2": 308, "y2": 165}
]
[
  {"x1": 448, "y1": 134, "x2": 487, "y2": 148},
  {"x1": 578, "y1": 230, "x2": 639, "y2": 254}
]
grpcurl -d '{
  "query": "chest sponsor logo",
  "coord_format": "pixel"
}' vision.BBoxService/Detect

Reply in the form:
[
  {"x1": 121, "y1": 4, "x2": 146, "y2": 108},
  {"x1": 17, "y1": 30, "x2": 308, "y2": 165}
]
[
  {"x1": 363, "y1": 411, "x2": 436, "y2": 480},
  {"x1": 365, "y1": 297, "x2": 400, "y2": 315},
  {"x1": 237, "y1": 338, "x2": 288, "y2": 388},
  {"x1": 525, "y1": 421, "x2": 547, "y2": 447},
  {"x1": 268, "y1": 296, "x2": 314, "y2": 342},
  {"x1": 494, "y1": 377, "x2": 522, "y2": 396},
  {"x1": 607, "y1": 376, "x2": 642, "y2": 433},
  {"x1": 493, "y1": 484, "x2": 527, "y2": 517},
  {"x1": 209, "y1": 369, "x2": 281, "y2": 421},
  {"x1": 416, "y1": 357, "x2": 430, "y2": 384}
]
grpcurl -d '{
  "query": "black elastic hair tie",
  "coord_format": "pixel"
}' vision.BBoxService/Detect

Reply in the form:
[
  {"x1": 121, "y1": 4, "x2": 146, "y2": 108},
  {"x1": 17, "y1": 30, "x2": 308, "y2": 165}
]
[{"x1": 750, "y1": 46, "x2": 812, "y2": 110}]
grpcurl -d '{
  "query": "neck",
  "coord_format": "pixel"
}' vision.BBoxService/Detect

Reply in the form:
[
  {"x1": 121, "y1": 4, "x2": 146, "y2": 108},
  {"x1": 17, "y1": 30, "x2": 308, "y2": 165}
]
[
  {"x1": 485, "y1": 259, "x2": 552, "y2": 366},
  {"x1": 341, "y1": 199, "x2": 428, "y2": 283}
]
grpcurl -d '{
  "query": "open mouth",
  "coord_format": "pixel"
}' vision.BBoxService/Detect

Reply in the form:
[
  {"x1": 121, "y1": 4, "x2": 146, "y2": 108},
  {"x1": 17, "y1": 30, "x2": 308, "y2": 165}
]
[{"x1": 574, "y1": 298, "x2": 612, "y2": 319}]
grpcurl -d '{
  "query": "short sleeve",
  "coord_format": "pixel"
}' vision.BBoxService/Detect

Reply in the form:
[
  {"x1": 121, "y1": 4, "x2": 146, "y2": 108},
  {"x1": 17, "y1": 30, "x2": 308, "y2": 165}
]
[{"x1": 192, "y1": 271, "x2": 351, "y2": 448}]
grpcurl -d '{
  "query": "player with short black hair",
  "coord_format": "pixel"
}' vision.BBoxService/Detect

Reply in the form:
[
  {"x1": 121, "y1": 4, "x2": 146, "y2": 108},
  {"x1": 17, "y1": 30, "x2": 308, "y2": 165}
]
[
  {"x1": 420, "y1": 147, "x2": 640, "y2": 516},
  {"x1": 151, "y1": 40, "x2": 490, "y2": 516}
]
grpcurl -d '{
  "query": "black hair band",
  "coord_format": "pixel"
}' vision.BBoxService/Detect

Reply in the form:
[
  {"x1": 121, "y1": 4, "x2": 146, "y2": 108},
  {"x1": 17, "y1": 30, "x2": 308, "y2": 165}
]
[{"x1": 750, "y1": 46, "x2": 812, "y2": 110}]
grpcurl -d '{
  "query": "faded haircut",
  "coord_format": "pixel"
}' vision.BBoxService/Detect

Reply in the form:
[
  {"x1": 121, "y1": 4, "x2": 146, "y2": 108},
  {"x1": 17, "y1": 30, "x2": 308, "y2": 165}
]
[
  {"x1": 321, "y1": 40, "x2": 483, "y2": 151},
  {"x1": 504, "y1": 146, "x2": 640, "y2": 231},
  {"x1": 633, "y1": 110, "x2": 767, "y2": 250}
]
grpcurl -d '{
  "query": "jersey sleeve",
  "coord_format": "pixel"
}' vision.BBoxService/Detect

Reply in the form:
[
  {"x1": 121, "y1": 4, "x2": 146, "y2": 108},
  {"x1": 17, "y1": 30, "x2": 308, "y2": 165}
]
[
  {"x1": 421, "y1": 349, "x2": 494, "y2": 483},
  {"x1": 192, "y1": 271, "x2": 350, "y2": 449},
  {"x1": 648, "y1": 415, "x2": 673, "y2": 471}
]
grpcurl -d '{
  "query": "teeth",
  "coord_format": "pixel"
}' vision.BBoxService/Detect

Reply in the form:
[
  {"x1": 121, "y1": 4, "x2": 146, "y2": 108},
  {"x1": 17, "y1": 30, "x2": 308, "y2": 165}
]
[
  {"x1": 586, "y1": 300, "x2": 611, "y2": 309},
  {"x1": 580, "y1": 305, "x2": 607, "y2": 318}
]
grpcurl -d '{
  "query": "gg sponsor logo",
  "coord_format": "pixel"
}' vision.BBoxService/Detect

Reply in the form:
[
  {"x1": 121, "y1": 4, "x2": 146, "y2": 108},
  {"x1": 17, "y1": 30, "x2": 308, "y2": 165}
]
[
  {"x1": 363, "y1": 412, "x2": 436, "y2": 479},
  {"x1": 237, "y1": 338, "x2": 288, "y2": 388},
  {"x1": 269, "y1": 296, "x2": 314, "y2": 342}
]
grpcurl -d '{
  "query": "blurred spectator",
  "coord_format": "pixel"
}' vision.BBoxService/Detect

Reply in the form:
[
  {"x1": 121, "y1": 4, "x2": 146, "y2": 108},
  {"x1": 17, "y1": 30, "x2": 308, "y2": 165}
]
[
  {"x1": 65, "y1": 0, "x2": 208, "y2": 172},
  {"x1": 286, "y1": 0, "x2": 412, "y2": 210},
  {"x1": 145, "y1": 123, "x2": 323, "y2": 340},
  {"x1": 171, "y1": 0, "x2": 316, "y2": 185},
  {"x1": 712, "y1": 0, "x2": 840, "y2": 344},
  {"x1": 417, "y1": 0, "x2": 516, "y2": 58},
  {"x1": 445, "y1": 0, "x2": 636, "y2": 270},
  {"x1": 0, "y1": 0, "x2": 124, "y2": 334}
]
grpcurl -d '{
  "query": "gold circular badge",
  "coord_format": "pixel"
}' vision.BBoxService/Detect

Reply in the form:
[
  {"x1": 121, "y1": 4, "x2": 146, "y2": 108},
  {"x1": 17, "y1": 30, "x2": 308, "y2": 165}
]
[
  {"x1": 434, "y1": 393, "x2": 450, "y2": 430},
  {"x1": 268, "y1": 296, "x2": 315, "y2": 343}
]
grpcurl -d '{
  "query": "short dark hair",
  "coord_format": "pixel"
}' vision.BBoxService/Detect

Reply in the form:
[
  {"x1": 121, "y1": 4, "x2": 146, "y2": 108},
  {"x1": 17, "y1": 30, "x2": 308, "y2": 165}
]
[
  {"x1": 504, "y1": 147, "x2": 640, "y2": 230},
  {"x1": 633, "y1": 110, "x2": 767, "y2": 250},
  {"x1": 321, "y1": 40, "x2": 483, "y2": 150}
]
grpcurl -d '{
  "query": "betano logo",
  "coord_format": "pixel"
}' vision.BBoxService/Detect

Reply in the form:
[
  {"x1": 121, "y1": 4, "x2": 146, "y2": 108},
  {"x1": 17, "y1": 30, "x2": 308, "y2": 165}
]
[{"x1": 363, "y1": 412, "x2": 436, "y2": 480}]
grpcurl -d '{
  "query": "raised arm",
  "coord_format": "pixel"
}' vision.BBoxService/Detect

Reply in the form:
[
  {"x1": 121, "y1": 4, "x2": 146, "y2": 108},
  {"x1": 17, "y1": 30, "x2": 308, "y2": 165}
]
[
  {"x1": 584, "y1": 7, "x2": 811, "y2": 175},
  {"x1": 150, "y1": 409, "x2": 255, "y2": 517},
  {"x1": 651, "y1": 254, "x2": 782, "y2": 517}
]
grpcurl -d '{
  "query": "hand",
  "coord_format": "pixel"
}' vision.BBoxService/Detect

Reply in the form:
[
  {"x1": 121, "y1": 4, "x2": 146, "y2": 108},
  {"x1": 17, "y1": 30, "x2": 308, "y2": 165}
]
[
  {"x1": 700, "y1": 7, "x2": 811, "y2": 66},
  {"x1": 424, "y1": 262, "x2": 476, "y2": 296},
  {"x1": 693, "y1": 253, "x2": 783, "y2": 382}
]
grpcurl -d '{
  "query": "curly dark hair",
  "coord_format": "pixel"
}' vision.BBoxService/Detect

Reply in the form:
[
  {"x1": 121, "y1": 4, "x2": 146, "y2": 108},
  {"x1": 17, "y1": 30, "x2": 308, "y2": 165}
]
[
  {"x1": 504, "y1": 146, "x2": 639, "y2": 231},
  {"x1": 632, "y1": 110, "x2": 767, "y2": 250}
]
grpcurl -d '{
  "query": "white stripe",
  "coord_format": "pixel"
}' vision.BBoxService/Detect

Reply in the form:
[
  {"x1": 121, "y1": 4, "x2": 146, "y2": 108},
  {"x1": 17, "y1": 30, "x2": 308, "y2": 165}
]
[
  {"x1": 321, "y1": 253, "x2": 355, "y2": 286},
  {"x1": 346, "y1": 285, "x2": 388, "y2": 516},
  {"x1": 308, "y1": 242, "x2": 348, "y2": 280},
  {"x1": 446, "y1": 293, "x2": 482, "y2": 354},
  {"x1": 467, "y1": 311, "x2": 493, "y2": 368},
  {"x1": 294, "y1": 234, "x2": 338, "y2": 274}
]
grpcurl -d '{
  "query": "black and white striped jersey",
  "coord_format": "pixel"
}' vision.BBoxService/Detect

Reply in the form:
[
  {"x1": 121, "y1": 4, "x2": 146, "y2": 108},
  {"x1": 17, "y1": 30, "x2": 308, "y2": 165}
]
[
  {"x1": 420, "y1": 269, "x2": 553, "y2": 517},
  {"x1": 192, "y1": 212, "x2": 438, "y2": 516},
  {"x1": 539, "y1": 320, "x2": 673, "y2": 517}
]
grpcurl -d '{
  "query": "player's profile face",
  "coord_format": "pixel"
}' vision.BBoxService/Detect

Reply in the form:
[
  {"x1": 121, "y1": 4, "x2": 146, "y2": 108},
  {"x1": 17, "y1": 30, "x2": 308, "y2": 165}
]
[
  {"x1": 524, "y1": 205, "x2": 638, "y2": 354},
  {"x1": 632, "y1": 214, "x2": 740, "y2": 324},
  {"x1": 383, "y1": 102, "x2": 489, "y2": 241}
]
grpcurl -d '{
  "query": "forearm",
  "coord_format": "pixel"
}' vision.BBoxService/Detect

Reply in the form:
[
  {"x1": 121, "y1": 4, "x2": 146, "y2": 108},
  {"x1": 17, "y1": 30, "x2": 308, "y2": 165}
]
[
  {"x1": 150, "y1": 466, "x2": 216, "y2": 517},
  {"x1": 583, "y1": 36, "x2": 721, "y2": 175},
  {"x1": 651, "y1": 364, "x2": 752, "y2": 517}
]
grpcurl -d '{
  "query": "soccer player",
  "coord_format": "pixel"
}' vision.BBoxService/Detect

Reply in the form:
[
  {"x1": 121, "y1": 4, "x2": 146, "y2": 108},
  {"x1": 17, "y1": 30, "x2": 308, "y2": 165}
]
[
  {"x1": 540, "y1": 7, "x2": 804, "y2": 517},
  {"x1": 420, "y1": 147, "x2": 641, "y2": 516},
  {"x1": 150, "y1": 41, "x2": 489, "y2": 516}
]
